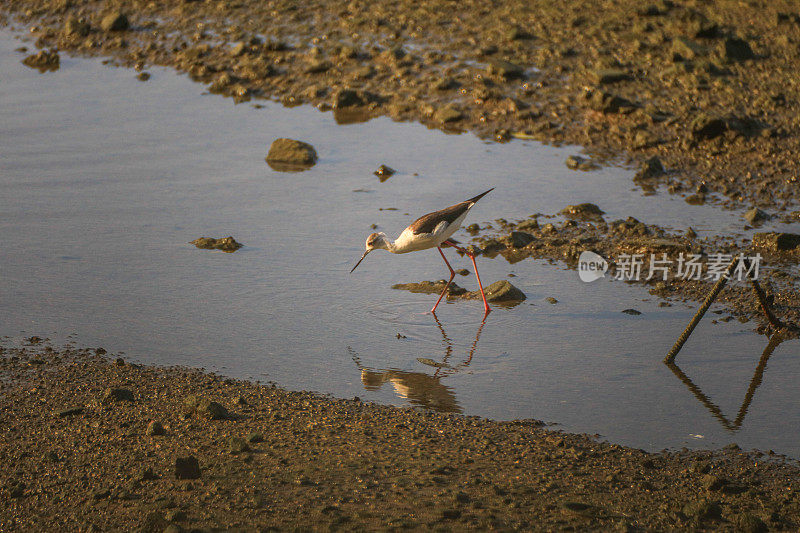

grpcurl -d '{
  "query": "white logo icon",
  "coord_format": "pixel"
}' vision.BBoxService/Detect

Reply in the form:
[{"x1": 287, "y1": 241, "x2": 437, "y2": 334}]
[{"x1": 578, "y1": 251, "x2": 608, "y2": 282}]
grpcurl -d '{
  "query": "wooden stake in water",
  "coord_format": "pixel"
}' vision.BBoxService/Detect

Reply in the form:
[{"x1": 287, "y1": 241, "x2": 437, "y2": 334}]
[{"x1": 663, "y1": 257, "x2": 739, "y2": 364}]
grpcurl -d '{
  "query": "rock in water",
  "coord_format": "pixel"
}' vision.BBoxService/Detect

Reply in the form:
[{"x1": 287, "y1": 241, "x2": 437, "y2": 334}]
[
  {"x1": 374, "y1": 164, "x2": 395, "y2": 181},
  {"x1": 483, "y1": 280, "x2": 526, "y2": 303},
  {"x1": 266, "y1": 138, "x2": 318, "y2": 170},
  {"x1": 190, "y1": 236, "x2": 243, "y2": 252},
  {"x1": 744, "y1": 207, "x2": 769, "y2": 224},
  {"x1": 22, "y1": 50, "x2": 60, "y2": 72},
  {"x1": 510, "y1": 231, "x2": 534, "y2": 248},
  {"x1": 560, "y1": 203, "x2": 604, "y2": 220}
]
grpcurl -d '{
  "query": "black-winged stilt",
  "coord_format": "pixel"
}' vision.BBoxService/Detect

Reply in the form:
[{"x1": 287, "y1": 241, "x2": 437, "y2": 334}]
[{"x1": 350, "y1": 188, "x2": 494, "y2": 315}]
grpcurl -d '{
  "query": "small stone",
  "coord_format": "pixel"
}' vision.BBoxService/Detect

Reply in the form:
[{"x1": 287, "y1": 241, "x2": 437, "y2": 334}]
[
  {"x1": 65, "y1": 17, "x2": 91, "y2": 37},
  {"x1": 435, "y1": 104, "x2": 463, "y2": 123},
  {"x1": 146, "y1": 421, "x2": 166, "y2": 436},
  {"x1": 721, "y1": 37, "x2": 755, "y2": 61},
  {"x1": 483, "y1": 280, "x2": 526, "y2": 302},
  {"x1": 114, "y1": 357, "x2": 125, "y2": 366},
  {"x1": 685, "y1": 193, "x2": 706, "y2": 205},
  {"x1": 744, "y1": 207, "x2": 769, "y2": 224},
  {"x1": 164, "y1": 510, "x2": 187, "y2": 522},
  {"x1": 229, "y1": 437, "x2": 251, "y2": 454},
  {"x1": 230, "y1": 42, "x2": 247, "y2": 56},
  {"x1": 732, "y1": 512, "x2": 768, "y2": 533},
  {"x1": 139, "y1": 467, "x2": 159, "y2": 481},
  {"x1": 591, "y1": 68, "x2": 630, "y2": 84},
  {"x1": 510, "y1": 231, "x2": 534, "y2": 248},
  {"x1": 42, "y1": 450, "x2": 59, "y2": 462},
  {"x1": 690, "y1": 113, "x2": 726, "y2": 140},
  {"x1": 546, "y1": 297, "x2": 558, "y2": 304},
  {"x1": 102, "y1": 387, "x2": 134, "y2": 403},
  {"x1": 672, "y1": 37, "x2": 707, "y2": 59},
  {"x1": 190, "y1": 236, "x2": 243, "y2": 253},
  {"x1": 137, "y1": 72, "x2": 150, "y2": 82},
  {"x1": 58, "y1": 407, "x2": 84, "y2": 417},
  {"x1": 635, "y1": 157, "x2": 665, "y2": 181},
  {"x1": 487, "y1": 59, "x2": 524, "y2": 79},
  {"x1": 686, "y1": 227, "x2": 697, "y2": 239},
  {"x1": 565, "y1": 155, "x2": 599, "y2": 171},
  {"x1": 246, "y1": 433, "x2": 264, "y2": 443},
  {"x1": 174, "y1": 456, "x2": 201, "y2": 479},
  {"x1": 266, "y1": 138, "x2": 318, "y2": 169},
  {"x1": 21, "y1": 49, "x2": 60, "y2": 72},
  {"x1": 333, "y1": 88, "x2": 364, "y2": 108},
  {"x1": 561, "y1": 203, "x2": 604, "y2": 220},
  {"x1": 752, "y1": 232, "x2": 800, "y2": 252},
  {"x1": 517, "y1": 219, "x2": 539, "y2": 231},
  {"x1": 184, "y1": 396, "x2": 233, "y2": 420},
  {"x1": 100, "y1": 12, "x2": 129, "y2": 32},
  {"x1": 681, "y1": 499, "x2": 721, "y2": 522},
  {"x1": 374, "y1": 165, "x2": 395, "y2": 180}
]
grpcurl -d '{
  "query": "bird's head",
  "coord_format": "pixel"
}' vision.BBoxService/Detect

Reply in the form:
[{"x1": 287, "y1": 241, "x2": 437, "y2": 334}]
[{"x1": 350, "y1": 232, "x2": 389, "y2": 272}]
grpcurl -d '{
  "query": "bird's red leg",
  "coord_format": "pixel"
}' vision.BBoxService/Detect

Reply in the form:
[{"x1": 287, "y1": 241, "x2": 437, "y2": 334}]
[
  {"x1": 443, "y1": 240, "x2": 491, "y2": 315},
  {"x1": 431, "y1": 246, "x2": 456, "y2": 314}
]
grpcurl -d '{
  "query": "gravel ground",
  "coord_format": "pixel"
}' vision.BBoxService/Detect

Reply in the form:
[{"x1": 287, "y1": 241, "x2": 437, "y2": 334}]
[{"x1": 2, "y1": 341, "x2": 800, "y2": 531}]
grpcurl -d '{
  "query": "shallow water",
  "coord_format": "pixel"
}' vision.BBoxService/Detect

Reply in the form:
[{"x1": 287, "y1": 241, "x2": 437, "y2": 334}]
[{"x1": 2, "y1": 30, "x2": 799, "y2": 457}]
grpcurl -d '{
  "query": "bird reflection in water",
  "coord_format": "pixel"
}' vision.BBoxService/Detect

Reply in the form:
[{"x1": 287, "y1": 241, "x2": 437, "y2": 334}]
[
  {"x1": 666, "y1": 330, "x2": 791, "y2": 431},
  {"x1": 350, "y1": 314, "x2": 488, "y2": 414}
]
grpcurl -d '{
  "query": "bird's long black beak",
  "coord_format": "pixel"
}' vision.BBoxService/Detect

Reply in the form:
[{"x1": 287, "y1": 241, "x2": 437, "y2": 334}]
[{"x1": 350, "y1": 250, "x2": 370, "y2": 273}]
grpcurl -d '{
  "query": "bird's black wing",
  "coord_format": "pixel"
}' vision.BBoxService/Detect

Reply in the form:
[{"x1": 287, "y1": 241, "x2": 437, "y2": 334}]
[{"x1": 408, "y1": 201, "x2": 472, "y2": 235}]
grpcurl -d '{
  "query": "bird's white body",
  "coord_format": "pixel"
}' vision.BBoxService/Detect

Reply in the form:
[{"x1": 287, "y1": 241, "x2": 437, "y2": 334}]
[
  {"x1": 350, "y1": 188, "x2": 494, "y2": 315},
  {"x1": 390, "y1": 211, "x2": 469, "y2": 253}
]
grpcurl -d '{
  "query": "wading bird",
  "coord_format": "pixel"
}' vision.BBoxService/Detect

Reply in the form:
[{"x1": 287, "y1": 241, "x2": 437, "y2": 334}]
[{"x1": 350, "y1": 188, "x2": 494, "y2": 315}]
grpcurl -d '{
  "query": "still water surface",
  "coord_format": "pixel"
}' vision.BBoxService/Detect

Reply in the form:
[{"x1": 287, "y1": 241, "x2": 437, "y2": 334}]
[{"x1": 2, "y1": 30, "x2": 799, "y2": 456}]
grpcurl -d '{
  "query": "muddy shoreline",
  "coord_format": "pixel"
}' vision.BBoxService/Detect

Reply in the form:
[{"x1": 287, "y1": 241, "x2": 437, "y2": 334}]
[
  {"x1": 3, "y1": 341, "x2": 800, "y2": 531},
  {"x1": 4, "y1": 0, "x2": 800, "y2": 211}
]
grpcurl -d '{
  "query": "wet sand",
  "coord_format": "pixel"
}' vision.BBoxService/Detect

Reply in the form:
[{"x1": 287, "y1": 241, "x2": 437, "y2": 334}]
[{"x1": 2, "y1": 342, "x2": 799, "y2": 531}]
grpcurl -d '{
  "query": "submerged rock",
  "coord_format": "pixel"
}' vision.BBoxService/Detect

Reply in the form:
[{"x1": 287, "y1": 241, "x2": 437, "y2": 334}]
[
  {"x1": 510, "y1": 231, "x2": 534, "y2": 248},
  {"x1": 266, "y1": 138, "x2": 318, "y2": 170},
  {"x1": 190, "y1": 236, "x2": 243, "y2": 252},
  {"x1": 483, "y1": 280, "x2": 526, "y2": 303},
  {"x1": 22, "y1": 49, "x2": 60, "y2": 72},
  {"x1": 374, "y1": 164, "x2": 395, "y2": 181},
  {"x1": 744, "y1": 207, "x2": 769, "y2": 224},
  {"x1": 392, "y1": 281, "x2": 467, "y2": 296},
  {"x1": 565, "y1": 155, "x2": 599, "y2": 171},
  {"x1": 560, "y1": 203, "x2": 604, "y2": 220}
]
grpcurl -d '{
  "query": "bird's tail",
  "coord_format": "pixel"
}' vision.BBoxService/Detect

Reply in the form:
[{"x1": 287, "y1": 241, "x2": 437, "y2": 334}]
[{"x1": 465, "y1": 187, "x2": 494, "y2": 205}]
